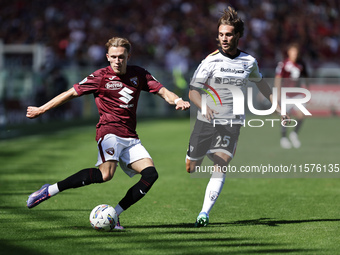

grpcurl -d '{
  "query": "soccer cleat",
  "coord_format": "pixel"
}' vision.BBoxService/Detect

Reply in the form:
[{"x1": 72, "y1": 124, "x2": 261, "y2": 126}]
[
  {"x1": 289, "y1": 131, "x2": 301, "y2": 148},
  {"x1": 194, "y1": 212, "x2": 209, "y2": 227},
  {"x1": 280, "y1": 137, "x2": 292, "y2": 149},
  {"x1": 27, "y1": 184, "x2": 51, "y2": 209},
  {"x1": 114, "y1": 217, "x2": 124, "y2": 230}
]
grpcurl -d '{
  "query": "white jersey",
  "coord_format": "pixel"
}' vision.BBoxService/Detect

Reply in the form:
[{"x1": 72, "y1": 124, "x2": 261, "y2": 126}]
[{"x1": 190, "y1": 49, "x2": 262, "y2": 124}]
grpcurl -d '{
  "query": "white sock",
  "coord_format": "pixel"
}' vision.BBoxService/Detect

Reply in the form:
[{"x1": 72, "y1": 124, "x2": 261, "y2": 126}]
[
  {"x1": 114, "y1": 204, "x2": 124, "y2": 216},
  {"x1": 48, "y1": 183, "x2": 59, "y2": 196},
  {"x1": 201, "y1": 171, "x2": 226, "y2": 215}
]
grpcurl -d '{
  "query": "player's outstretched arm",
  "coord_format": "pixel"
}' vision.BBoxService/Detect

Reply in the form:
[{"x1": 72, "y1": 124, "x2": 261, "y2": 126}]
[
  {"x1": 26, "y1": 87, "x2": 79, "y2": 119},
  {"x1": 189, "y1": 89, "x2": 217, "y2": 121},
  {"x1": 157, "y1": 87, "x2": 190, "y2": 110}
]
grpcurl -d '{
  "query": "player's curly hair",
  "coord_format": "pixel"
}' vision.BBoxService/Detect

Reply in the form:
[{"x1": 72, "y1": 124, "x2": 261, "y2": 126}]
[
  {"x1": 217, "y1": 7, "x2": 244, "y2": 38},
  {"x1": 105, "y1": 37, "x2": 131, "y2": 53}
]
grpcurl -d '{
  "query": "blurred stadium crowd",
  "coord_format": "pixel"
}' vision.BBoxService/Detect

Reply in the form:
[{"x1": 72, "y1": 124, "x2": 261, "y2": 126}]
[{"x1": 1, "y1": 0, "x2": 339, "y2": 72}]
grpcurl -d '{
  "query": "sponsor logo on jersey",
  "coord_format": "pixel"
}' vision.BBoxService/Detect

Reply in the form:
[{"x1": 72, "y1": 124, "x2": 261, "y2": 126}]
[
  {"x1": 214, "y1": 77, "x2": 247, "y2": 86},
  {"x1": 220, "y1": 67, "x2": 244, "y2": 74},
  {"x1": 119, "y1": 87, "x2": 133, "y2": 103},
  {"x1": 119, "y1": 104, "x2": 134, "y2": 108},
  {"x1": 105, "y1": 147, "x2": 115, "y2": 156},
  {"x1": 109, "y1": 76, "x2": 117, "y2": 80},
  {"x1": 105, "y1": 81, "x2": 123, "y2": 90},
  {"x1": 130, "y1": 77, "x2": 139, "y2": 87}
]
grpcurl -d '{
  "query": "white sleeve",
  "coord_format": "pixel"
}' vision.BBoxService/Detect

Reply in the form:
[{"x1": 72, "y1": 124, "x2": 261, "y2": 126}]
[
  {"x1": 190, "y1": 59, "x2": 213, "y2": 88},
  {"x1": 248, "y1": 59, "x2": 263, "y2": 83},
  {"x1": 275, "y1": 61, "x2": 284, "y2": 76}
]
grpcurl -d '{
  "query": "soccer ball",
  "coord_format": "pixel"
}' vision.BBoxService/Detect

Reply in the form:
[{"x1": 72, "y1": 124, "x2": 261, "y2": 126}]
[{"x1": 89, "y1": 204, "x2": 118, "y2": 231}]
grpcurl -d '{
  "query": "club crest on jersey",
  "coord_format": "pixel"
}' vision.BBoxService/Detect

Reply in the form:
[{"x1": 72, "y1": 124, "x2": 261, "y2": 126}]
[
  {"x1": 105, "y1": 81, "x2": 123, "y2": 90},
  {"x1": 242, "y1": 61, "x2": 249, "y2": 69},
  {"x1": 105, "y1": 147, "x2": 115, "y2": 156},
  {"x1": 130, "y1": 77, "x2": 139, "y2": 87}
]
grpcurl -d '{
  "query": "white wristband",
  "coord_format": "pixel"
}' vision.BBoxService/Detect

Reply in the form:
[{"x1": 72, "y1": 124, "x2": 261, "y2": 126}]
[{"x1": 174, "y1": 98, "x2": 182, "y2": 105}]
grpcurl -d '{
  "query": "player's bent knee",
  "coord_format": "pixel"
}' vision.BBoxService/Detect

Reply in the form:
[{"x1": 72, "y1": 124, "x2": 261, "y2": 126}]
[
  {"x1": 186, "y1": 158, "x2": 192, "y2": 173},
  {"x1": 186, "y1": 158, "x2": 197, "y2": 173},
  {"x1": 102, "y1": 173, "x2": 113, "y2": 182},
  {"x1": 99, "y1": 161, "x2": 117, "y2": 182},
  {"x1": 141, "y1": 166, "x2": 158, "y2": 186},
  {"x1": 99, "y1": 167, "x2": 114, "y2": 182}
]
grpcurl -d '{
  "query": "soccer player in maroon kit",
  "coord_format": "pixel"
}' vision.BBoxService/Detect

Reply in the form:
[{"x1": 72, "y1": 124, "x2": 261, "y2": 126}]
[
  {"x1": 26, "y1": 37, "x2": 190, "y2": 228},
  {"x1": 275, "y1": 43, "x2": 309, "y2": 148}
]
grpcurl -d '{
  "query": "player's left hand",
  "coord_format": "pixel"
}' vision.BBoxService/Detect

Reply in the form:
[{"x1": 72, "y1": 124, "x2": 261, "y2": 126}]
[
  {"x1": 175, "y1": 100, "x2": 190, "y2": 111},
  {"x1": 281, "y1": 114, "x2": 291, "y2": 125}
]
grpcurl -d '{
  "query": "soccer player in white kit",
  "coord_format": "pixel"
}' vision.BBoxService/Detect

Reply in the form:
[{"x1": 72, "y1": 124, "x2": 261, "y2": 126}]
[
  {"x1": 186, "y1": 7, "x2": 289, "y2": 227},
  {"x1": 26, "y1": 37, "x2": 190, "y2": 229}
]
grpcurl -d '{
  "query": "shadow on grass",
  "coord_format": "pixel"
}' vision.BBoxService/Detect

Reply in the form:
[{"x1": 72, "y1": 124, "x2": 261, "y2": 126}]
[
  {"x1": 0, "y1": 217, "x2": 327, "y2": 255},
  {"x1": 126, "y1": 217, "x2": 340, "y2": 229},
  {"x1": 211, "y1": 217, "x2": 340, "y2": 227},
  {"x1": 0, "y1": 240, "x2": 45, "y2": 255}
]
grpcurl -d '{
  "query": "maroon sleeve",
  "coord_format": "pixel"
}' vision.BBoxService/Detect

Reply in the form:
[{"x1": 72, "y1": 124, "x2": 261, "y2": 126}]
[
  {"x1": 73, "y1": 68, "x2": 105, "y2": 96},
  {"x1": 142, "y1": 69, "x2": 163, "y2": 93}
]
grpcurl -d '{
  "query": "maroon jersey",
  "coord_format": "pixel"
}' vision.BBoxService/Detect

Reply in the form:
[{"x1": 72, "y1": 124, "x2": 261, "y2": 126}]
[
  {"x1": 275, "y1": 58, "x2": 308, "y2": 96},
  {"x1": 73, "y1": 65, "x2": 163, "y2": 140}
]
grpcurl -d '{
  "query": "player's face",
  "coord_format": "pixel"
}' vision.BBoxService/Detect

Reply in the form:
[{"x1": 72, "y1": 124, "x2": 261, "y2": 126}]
[
  {"x1": 218, "y1": 25, "x2": 240, "y2": 55},
  {"x1": 106, "y1": 46, "x2": 130, "y2": 75},
  {"x1": 287, "y1": 47, "x2": 299, "y2": 62}
]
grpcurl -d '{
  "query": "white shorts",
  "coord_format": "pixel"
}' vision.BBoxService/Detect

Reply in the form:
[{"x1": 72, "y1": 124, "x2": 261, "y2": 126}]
[
  {"x1": 286, "y1": 94, "x2": 306, "y2": 113},
  {"x1": 96, "y1": 134, "x2": 152, "y2": 177}
]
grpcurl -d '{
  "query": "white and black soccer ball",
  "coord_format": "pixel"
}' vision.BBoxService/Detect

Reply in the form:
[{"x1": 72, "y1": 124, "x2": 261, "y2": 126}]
[{"x1": 89, "y1": 204, "x2": 118, "y2": 231}]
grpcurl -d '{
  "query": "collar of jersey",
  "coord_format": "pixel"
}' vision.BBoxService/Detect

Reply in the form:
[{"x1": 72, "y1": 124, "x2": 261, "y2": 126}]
[{"x1": 218, "y1": 48, "x2": 241, "y2": 59}]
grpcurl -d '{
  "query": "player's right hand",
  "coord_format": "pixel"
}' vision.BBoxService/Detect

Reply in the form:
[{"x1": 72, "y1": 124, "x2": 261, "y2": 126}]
[
  {"x1": 26, "y1": 106, "x2": 43, "y2": 119},
  {"x1": 203, "y1": 106, "x2": 218, "y2": 122}
]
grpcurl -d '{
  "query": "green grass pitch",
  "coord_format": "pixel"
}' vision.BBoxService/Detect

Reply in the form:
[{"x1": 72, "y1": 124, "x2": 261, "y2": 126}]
[{"x1": 0, "y1": 116, "x2": 339, "y2": 254}]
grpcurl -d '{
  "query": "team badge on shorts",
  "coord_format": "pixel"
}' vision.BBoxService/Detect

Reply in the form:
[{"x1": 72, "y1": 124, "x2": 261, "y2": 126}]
[{"x1": 105, "y1": 147, "x2": 115, "y2": 156}]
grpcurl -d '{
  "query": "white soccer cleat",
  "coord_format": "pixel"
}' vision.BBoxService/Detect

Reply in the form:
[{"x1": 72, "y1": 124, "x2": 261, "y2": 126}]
[
  {"x1": 289, "y1": 132, "x2": 301, "y2": 148},
  {"x1": 280, "y1": 137, "x2": 292, "y2": 149},
  {"x1": 194, "y1": 212, "x2": 209, "y2": 227}
]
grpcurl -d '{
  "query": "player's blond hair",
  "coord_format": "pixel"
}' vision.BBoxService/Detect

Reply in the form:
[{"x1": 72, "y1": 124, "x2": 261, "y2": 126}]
[
  {"x1": 287, "y1": 42, "x2": 300, "y2": 51},
  {"x1": 217, "y1": 7, "x2": 244, "y2": 38},
  {"x1": 105, "y1": 37, "x2": 131, "y2": 53}
]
